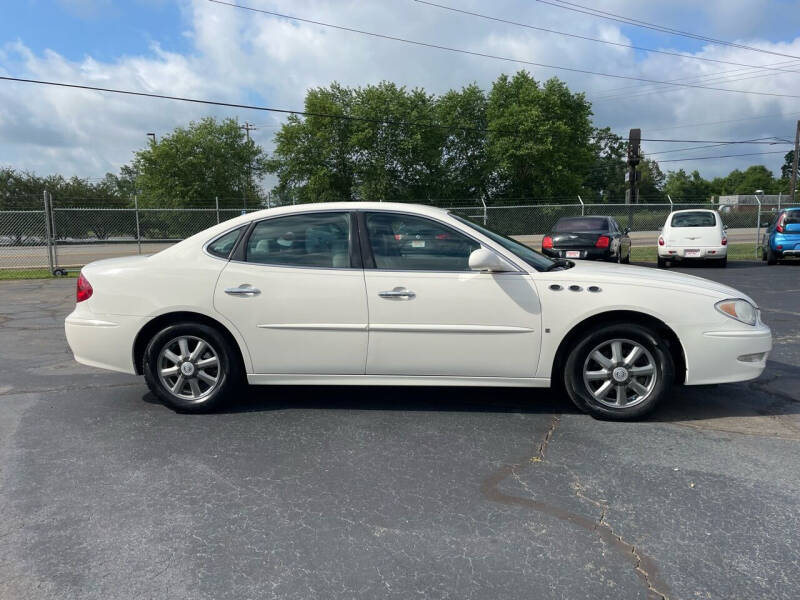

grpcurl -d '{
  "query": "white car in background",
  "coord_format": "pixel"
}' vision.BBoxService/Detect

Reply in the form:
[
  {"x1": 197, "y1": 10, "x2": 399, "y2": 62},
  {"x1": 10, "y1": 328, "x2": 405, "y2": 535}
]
[
  {"x1": 658, "y1": 209, "x2": 728, "y2": 268},
  {"x1": 65, "y1": 202, "x2": 770, "y2": 420}
]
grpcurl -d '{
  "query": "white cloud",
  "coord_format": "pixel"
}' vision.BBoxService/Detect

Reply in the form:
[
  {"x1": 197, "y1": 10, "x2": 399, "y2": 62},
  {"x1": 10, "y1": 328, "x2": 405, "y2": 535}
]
[{"x1": 1, "y1": 0, "x2": 800, "y2": 184}]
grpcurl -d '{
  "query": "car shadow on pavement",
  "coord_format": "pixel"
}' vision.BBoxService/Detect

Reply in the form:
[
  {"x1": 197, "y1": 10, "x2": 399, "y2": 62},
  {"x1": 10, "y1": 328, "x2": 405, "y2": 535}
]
[
  {"x1": 142, "y1": 385, "x2": 578, "y2": 416},
  {"x1": 649, "y1": 360, "x2": 800, "y2": 434}
]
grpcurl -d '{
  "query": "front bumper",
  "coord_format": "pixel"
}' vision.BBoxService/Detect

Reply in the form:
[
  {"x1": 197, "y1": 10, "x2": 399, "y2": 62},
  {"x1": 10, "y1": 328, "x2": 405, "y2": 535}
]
[
  {"x1": 659, "y1": 245, "x2": 727, "y2": 260},
  {"x1": 65, "y1": 311, "x2": 145, "y2": 374},
  {"x1": 681, "y1": 322, "x2": 772, "y2": 385}
]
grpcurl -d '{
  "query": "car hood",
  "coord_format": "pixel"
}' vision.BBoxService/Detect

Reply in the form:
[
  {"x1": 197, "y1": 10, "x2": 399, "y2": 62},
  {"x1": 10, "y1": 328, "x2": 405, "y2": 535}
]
[{"x1": 549, "y1": 261, "x2": 754, "y2": 304}]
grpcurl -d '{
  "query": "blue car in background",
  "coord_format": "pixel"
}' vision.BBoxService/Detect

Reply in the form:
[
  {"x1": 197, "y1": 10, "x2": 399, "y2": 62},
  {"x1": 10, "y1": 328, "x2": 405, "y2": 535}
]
[{"x1": 762, "y1": 207, "x2": 800, "y2": 265}]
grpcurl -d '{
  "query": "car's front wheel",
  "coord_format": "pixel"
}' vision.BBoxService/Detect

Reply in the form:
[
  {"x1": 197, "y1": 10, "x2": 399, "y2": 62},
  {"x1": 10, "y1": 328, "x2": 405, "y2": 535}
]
[
  {"x1": 143, "y1": 322, "x2": 241, "y2": 413},
  {"x1": 563, "y1": 323, "x2": 674, "y2": 420}
]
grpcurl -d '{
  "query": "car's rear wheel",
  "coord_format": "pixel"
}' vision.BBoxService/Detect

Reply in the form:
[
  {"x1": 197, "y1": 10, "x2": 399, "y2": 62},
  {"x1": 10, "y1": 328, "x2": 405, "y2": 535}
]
[
  {"x1": 143, "y1": 323, "x2": 241, "y2": 413},
  {"x1": 767, "y1": 247, "x2": 778, "y2": 265},
  {"x1": 621, "y1": 248, "x2": 631, "y2": 264},
  {"x1": 563, "y1": 323, "x2": 674, "y2": 420},
  {"x1": 657, "y1": 257, "x2": 667, "y2": 268}
]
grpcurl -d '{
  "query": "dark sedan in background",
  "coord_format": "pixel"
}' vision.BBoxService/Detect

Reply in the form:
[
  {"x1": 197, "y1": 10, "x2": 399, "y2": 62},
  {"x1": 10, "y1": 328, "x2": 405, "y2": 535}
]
[{"x1": 542, "y1": 216, "x2": 631, "y2": 263}]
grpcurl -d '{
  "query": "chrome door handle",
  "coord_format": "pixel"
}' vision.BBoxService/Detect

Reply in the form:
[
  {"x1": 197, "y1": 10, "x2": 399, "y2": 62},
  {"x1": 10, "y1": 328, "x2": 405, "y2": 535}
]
[
  {"x1": 225, "y1": 285, "x2": 261, "y2": 296},
  {"x1": 378, "y1": 287, "x2": 416, "y2": 300}
]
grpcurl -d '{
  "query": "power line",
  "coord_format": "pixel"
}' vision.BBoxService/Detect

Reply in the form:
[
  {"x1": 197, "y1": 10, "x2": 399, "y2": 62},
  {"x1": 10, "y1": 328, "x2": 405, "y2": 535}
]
[
  {"x1": 645, "y1": 138, "x2": 787, "y2": 156},
  {"x1": 0, "y1": 75, "x2": 794, "y2": 148},
  {"x1": 208, "y1": 0, "x2": 800, "y2": 101},
  {"x1": 533, "y1": 0, "x2": 800, "y2": 61},
  {"x1": 594, "y1": 60, "x2": 800, "y2": 103},
  {"x1": 658, "y1": 150, "x2": 787, "y2": 163},
  {"x1": 414, "y1": 0, "x2": 800, "y2": 73},
  {"x1": 648, "y1": 111, "x2": 800, "y2": 133}
]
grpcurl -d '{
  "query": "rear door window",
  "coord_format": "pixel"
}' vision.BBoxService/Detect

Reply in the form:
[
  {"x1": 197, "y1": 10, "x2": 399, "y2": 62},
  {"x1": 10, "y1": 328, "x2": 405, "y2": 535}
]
[
  {"x1": 246, "y1": 212, "x2": 352, "y2": 268},
  {"x1": 671, "y1": 212, "x2": 717, "y2": 227}
]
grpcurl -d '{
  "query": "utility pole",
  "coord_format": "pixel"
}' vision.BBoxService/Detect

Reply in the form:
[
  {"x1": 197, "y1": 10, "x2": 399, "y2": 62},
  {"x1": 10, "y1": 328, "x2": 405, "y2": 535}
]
[
  {"x1": 147, "y1": 132, "x2": 156, "y2": 144},
  {"x1": 790, "y1": 120, "x2": 800, "y2": 203},
  {"x1": 625, "y1": 128, "x2": 641, "y2": 229},
  {"x1": 240, "y1": 122, "x2": 256, "y2": 211}
]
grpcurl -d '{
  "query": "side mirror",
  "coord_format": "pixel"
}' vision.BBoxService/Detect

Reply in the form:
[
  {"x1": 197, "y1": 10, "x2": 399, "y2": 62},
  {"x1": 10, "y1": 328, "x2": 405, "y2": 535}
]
[
  {"x1": 624, "y1": 227, "x2": 631, "y2": 234},
  {"x1": 469, "y1": 248, "x2": 515, "y2": 273},
  {"x1": 723, "y1": 225, "x2": 729, "y2": 230}
]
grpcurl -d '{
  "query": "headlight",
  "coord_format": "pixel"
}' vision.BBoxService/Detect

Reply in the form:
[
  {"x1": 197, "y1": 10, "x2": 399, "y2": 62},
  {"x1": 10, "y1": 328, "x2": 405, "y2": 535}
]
[{"x1": 715, "y1": 299, "x2": 757, "y2": 326}]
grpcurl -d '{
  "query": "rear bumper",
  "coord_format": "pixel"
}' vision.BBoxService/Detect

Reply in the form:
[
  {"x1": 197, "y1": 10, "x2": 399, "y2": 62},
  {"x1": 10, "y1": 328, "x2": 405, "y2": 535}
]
[
  {"x1": 65, "y1": 311, "x2": 145, "y2": 374},
  {"x1": 681, "y1": 323, "x2": 772, "y2": 385},
  {"x1": 659, "y1": 245, "x2": 727, "y2": 260},
  {"x1": 542, "y1": 247, "x2": 614, "y2": 260}
]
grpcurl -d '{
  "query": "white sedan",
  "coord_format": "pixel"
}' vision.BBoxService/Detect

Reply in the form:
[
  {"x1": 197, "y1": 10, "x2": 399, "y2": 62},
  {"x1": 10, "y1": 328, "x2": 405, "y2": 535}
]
[{"x1": 65, "y1": 202, "x2": 771, "y2": 420}]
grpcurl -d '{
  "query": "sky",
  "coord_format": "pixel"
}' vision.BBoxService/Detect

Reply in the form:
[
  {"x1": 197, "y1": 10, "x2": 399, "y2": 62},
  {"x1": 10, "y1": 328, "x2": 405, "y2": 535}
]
[{"x1": 2, "y1": 0, "x2": 800, "y2": 191}]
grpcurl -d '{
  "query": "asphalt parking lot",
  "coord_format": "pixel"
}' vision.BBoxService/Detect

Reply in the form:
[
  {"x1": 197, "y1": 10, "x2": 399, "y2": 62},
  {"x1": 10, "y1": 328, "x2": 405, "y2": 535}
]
[{"x1": 1, "y1": 262, "x2": 799, "y2": 600}]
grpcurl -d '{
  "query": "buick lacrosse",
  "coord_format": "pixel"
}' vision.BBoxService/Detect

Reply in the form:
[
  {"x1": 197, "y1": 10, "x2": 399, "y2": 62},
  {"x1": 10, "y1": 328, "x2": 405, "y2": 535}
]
[{"x1": 65, "y1": 203, "x2": 771, "y2": 419}]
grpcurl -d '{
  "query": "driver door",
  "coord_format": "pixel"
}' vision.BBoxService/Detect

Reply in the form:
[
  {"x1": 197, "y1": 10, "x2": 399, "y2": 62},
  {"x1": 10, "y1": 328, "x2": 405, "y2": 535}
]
[{"x1": 360, "y1": 211, "x2": 542, "y2": 378}]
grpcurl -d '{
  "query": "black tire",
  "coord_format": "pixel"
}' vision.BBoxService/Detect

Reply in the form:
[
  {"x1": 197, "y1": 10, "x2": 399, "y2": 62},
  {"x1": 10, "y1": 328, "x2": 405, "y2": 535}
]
[
  {"x1": 621, "y1": 249, "x2": 631, "y2": 264},
  {"x1": 562, "y1": 323, "x2": 674, "y2": 420},
  {"x1": 143, "y1": 322, "x2": 242, "y2": 413},
  {"x1": 657, "y1": 257, "x2": 668, "y2": 268},
  {"x1": 761, "y1": 247, "x2": 767, "y2": 261},
  {"x1": 767, "y1": 247, "x2": 778, "y2": 265},
  {"x1": 717, "y1": 257, "x2": 727, "y2": 268}
]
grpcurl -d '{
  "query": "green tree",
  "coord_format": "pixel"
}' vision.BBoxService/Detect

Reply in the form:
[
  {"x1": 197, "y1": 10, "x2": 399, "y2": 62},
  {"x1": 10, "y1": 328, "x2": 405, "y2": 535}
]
[
  {"x1": 487, "y1": 72, "x2": 594, "y2": 200},
  {"x1": 781, "y1": 150, "x2": 794, "y2": 180},
  {"x1": 581, "y1": 128, "x2": 626, "y2": 202},
  {"x1": 637, "y1": 158, "x2": 666, "y2": 203},
  {"x1": 664, "y1": 169, "x2": 712, "y2": 201},
  {"x1": 131, "y1": 117, "x2": 267, "y2": 208}
]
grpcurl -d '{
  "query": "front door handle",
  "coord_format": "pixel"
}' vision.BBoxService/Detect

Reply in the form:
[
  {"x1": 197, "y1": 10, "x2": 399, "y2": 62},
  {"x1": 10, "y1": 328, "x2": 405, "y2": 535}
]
[
  {"x1": 225, "y1": 285, "x2": 261, "y2": 297},
  {"x1": 378, "y1": 287, "x2": 416, "y2": 300}
]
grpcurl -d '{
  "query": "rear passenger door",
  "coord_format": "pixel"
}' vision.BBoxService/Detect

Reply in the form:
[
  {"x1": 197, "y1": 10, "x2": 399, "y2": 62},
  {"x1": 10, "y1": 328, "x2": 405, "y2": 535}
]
[{"x1": 214, "y1": 211, "x2": 368, "y2": 375}]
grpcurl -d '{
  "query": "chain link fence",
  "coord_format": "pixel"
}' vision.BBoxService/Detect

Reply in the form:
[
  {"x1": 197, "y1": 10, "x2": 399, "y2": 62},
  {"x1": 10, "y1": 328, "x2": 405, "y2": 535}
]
[{"x1": 2, "y1": 194, "x2": 798, "y2": 277}]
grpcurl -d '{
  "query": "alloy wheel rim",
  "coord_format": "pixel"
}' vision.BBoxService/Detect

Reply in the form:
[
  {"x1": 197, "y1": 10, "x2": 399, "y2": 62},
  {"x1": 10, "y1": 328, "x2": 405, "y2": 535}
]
[
  {"x1": 582, "y1": 338, "x2": 657, "y2": 409},
  {"x1": 157, "y1": 335, "x2": 221, "y2": 403}
]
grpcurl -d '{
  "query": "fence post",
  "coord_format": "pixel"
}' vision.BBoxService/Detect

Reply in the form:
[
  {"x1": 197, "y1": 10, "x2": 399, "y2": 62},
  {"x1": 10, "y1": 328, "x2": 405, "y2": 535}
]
[
  {"x1": 667, "y1": 195, "x2": 674, "y2": 211},
  {"x1": 754, "y1": 195, "x2": 761, "y2": 258},
  {"x1": 49, "y1": 191, "x2": 60, "y2": 271},
  {"x1": 43, "y1": 190, "x2": 54, "y2": 274},
  {"x1": 215, "y1": 196, "x2": 220, "y2": 224},
  {"x1": 134, "y1": 194, "x2": 141, "y2": 255},
  {"x1": 577, "y1": 195, "x2": 584, "y2": 216},
  {"x1": 480, "y1": 196, "x2": 488, "y2": 226}
]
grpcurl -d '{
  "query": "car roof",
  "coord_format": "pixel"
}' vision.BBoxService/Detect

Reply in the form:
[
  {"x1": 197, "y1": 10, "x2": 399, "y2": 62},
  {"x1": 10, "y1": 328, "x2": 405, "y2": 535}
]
[
  {"x1": 669, "y1": 209, "x2": 716, "y2": 215},
  {"x1": 242, "y1": 202, "x2": 450, "y2": 220}
]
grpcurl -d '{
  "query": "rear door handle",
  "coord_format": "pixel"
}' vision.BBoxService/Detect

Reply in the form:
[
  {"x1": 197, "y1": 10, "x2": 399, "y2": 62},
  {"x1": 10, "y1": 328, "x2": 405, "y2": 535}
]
[
  {"x1": 225, "y1": 285, "x2": 261, "y2": 297},
  {"x1": 378, "y1": 287, "x2": 416, "y2": 300}
]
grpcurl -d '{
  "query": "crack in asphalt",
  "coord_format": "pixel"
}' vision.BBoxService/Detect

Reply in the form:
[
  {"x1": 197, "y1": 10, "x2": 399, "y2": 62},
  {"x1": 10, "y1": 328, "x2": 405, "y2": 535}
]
[{"x1": 481, "y1": 415, "x2": 670, "y2": 600}]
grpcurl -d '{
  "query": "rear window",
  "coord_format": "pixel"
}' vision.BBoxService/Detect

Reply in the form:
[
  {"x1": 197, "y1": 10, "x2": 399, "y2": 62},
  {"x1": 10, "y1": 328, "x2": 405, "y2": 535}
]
[
  {"x1": 671, "y1": 212, "x2": 717, "y2": 227},
  {"x1": 206, "y1": 227, "x2": 243, "y2": 259},
  {"x1": 553, "y1": 217, "x2": 609, "y2": 232},
  {"x1": 786, "y1": 211, "x2": 800, "y2": 225}
]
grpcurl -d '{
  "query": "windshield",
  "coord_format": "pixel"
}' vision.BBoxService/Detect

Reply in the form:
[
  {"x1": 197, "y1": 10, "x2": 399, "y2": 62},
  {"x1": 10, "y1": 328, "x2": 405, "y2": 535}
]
[
  {"x1": 553, "y1": 217, "x2": 608, "y2": 232},
  {"x1": 671, "y1": 211, "x2": 716, "y2": 227},
  {"x1": 450, "y1": 214, "x2": 558, "y2": 271}
]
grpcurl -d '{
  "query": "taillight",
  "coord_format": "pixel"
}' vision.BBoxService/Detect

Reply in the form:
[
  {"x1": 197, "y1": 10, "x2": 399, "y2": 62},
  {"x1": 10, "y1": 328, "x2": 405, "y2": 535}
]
[
  {"x1": 776, "y1": 213, "x2": 786, "y2": 233},
  {"x1": 76, "y1": 273, "x2": 93, "y2": 302},
  {"x1": 542, "y1": 235, "x2": 553, "y2": 249},
  {"x1": 595, "y1": 235, "x2": 610, "y2": 248},
  {"x1": 658, "y1": 236, "x2": 665, "y2": 246},
  {"x1": 721, "y1": 235, "x2": 728, "y2": 246}
]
